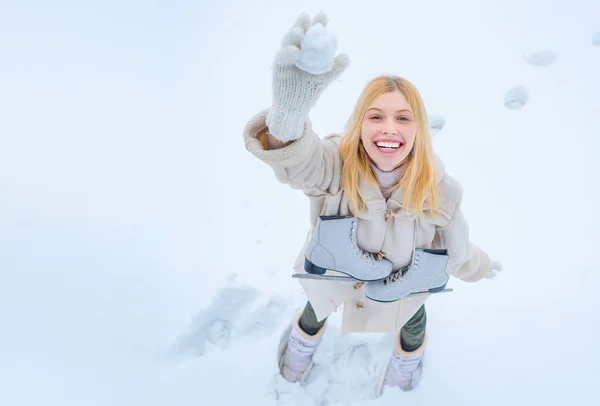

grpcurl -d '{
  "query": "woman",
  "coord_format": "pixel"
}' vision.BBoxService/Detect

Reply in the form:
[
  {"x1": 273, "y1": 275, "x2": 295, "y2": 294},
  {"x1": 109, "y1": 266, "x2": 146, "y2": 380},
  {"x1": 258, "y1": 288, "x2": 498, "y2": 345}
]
[{"x1": 243, "y1": 12, "x2": 502, "y2": 394}]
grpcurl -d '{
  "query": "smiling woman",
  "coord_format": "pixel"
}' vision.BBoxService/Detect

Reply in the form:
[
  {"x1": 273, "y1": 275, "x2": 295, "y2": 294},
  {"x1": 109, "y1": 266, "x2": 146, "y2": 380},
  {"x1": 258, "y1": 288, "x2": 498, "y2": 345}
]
[{"x1": 243, "y1": 11, "x2": 502, "y2": 396}]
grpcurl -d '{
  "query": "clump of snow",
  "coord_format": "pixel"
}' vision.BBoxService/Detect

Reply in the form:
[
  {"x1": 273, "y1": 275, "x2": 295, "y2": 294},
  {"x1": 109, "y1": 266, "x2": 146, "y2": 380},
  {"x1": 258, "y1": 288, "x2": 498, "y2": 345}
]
[
  {"x1": 428, "y1": 114, "x2": 446, "y2": 136},
  {"x1": 525, "y1": 50, "x2": 557, "y2": 66},
  {"x1": 593, "y1": 30, "x2": 600, "y2": 46}
]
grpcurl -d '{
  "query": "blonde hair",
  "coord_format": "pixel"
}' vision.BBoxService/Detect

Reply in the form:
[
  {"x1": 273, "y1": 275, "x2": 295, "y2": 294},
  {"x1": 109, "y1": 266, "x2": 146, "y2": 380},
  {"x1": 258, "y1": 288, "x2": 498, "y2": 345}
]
[{"x1": 339, "y1": 75, "x2": 439, "y2": 217}]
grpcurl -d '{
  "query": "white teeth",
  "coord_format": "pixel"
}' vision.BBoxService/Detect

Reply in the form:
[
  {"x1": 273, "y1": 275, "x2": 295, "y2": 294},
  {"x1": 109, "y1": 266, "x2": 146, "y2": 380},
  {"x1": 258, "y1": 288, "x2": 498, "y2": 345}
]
[{"x1": 375, "y1": 141, "x2": 401, "y2": 148}]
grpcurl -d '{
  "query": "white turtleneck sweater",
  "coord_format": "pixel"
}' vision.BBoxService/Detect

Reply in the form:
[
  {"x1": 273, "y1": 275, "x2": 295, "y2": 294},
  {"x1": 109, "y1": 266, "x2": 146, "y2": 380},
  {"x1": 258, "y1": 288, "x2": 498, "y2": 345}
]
[{"x1": 370, "y1": 162, "x2": 403, "y2": 199}]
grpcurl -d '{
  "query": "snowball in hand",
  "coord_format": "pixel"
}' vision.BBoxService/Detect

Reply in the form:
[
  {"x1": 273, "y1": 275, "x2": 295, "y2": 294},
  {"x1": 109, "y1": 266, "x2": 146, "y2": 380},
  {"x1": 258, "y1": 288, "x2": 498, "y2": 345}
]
[{"x1": 295, "y1": 23, "x2": 338, "y2": 75}]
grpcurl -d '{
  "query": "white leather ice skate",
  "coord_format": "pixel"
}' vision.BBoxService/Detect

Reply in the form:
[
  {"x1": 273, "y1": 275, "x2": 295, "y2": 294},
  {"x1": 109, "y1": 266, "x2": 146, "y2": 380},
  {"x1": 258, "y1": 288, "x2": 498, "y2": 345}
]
[
  {"x1": 365, "y1": 249, "x2": 450, "y2": 302},
  {"x1": 303, "y1": 216, "x2": 393, "y2": 282}
]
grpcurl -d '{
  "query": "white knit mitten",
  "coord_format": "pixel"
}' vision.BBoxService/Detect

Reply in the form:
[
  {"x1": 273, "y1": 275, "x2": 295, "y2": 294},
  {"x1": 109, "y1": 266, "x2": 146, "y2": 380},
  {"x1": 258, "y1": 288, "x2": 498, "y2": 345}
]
[
  {"x1": 266, "y1": 12, "x2": 350, "y2": 142},
  {"x1": 484, "y1": 261, "x2": 503, "y2": 279}
]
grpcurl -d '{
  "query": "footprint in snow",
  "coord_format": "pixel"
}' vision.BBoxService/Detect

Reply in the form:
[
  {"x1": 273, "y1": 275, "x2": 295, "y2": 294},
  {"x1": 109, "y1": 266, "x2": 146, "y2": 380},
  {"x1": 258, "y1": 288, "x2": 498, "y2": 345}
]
[
  {"x1": 504, "y1": 86, "x2": 529, "y2": 110},
  {"x1": 525, "y1": 50, "x2": 557, "y2": 67},
  {"x1": 593, "y1": 30, "x2": 600, "y2": 46},
  {"x1": 169, "y1": 285, "x2": 288, "y2": 357},
  {"x1": 270, "y1": 326, "x2": 395, "y2": 404}
]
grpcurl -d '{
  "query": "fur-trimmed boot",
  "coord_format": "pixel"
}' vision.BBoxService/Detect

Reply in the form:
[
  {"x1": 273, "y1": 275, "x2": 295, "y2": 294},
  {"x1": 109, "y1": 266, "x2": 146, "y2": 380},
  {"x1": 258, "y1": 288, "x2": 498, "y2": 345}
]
[
  {"x1": 377, "y1": 334, "x2": 427, "y2": 395},
  {"x1": 277, "y1": 312, "x2": 326, "y2": 384}
]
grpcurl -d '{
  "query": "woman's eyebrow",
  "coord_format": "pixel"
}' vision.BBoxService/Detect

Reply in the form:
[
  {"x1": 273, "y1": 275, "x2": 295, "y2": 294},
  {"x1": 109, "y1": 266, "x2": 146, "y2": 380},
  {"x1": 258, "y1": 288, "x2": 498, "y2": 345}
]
[{"x1": 367, "y1": 108, "x2": 412, "y2": 113}]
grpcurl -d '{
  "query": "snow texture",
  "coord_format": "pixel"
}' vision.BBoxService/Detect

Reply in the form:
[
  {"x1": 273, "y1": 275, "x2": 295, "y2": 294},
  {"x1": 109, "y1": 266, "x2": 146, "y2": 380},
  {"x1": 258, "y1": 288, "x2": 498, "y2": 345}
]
[
  {"x1": 1, "y1": 1, "x2": 600, "y2": 405},
  {"x1": 169, "y1": 285, "x2": 288, "y2": 358}
]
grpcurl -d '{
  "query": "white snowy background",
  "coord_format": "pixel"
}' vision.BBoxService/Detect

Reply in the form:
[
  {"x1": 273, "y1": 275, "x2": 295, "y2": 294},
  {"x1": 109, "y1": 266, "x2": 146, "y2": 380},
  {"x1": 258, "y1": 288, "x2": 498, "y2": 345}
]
[{"x1": 1, "y1": 0, "x2": 599, "y2": 405}]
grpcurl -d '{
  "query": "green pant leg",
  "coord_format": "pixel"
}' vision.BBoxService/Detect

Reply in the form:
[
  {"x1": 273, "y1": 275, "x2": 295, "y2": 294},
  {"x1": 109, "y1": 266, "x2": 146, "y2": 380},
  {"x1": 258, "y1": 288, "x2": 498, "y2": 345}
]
[
  {"x1": 298, "y1": 301, "x2": 327, "y2": 336},
  {"x1": 399, "y1": 305, "x2": 427, "y2": 352}
]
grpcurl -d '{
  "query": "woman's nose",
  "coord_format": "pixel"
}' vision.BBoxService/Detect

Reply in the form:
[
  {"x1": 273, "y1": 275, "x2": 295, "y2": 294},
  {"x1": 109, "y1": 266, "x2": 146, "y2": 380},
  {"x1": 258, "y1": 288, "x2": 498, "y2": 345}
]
[{"x1": 382, "y1": 120, "x2": 398, "y2": 135}]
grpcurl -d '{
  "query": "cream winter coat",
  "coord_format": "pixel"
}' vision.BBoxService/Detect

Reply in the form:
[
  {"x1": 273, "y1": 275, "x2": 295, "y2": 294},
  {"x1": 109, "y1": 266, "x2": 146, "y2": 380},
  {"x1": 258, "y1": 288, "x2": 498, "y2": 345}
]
[{"x1": 243, "y1": 109, "x2": 492, "y2": 335}]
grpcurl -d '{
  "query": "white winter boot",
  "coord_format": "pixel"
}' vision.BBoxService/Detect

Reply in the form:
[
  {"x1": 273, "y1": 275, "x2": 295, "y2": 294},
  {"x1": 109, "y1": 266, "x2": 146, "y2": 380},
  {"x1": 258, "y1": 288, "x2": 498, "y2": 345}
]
[
  {"x1": 377, "y1": 334, "x2": 426, "y2": 395},
  {"x1": 277, "y1": 312, "x2": 326, "y2": 384}
]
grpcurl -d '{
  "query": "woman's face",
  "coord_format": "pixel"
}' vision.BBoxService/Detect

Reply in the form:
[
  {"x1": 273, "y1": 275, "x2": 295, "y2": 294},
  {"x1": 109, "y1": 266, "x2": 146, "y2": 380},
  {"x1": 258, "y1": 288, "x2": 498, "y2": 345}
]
[{"x1": 360, "y1": 91, "x2": 417, "y2": 171}]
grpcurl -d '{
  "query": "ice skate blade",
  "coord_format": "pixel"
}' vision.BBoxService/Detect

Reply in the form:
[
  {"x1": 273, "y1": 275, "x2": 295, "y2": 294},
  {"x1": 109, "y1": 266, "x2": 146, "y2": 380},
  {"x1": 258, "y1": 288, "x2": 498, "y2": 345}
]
[
  {"x1": 365, "y1": 288, "x2": 454, "y2": 303},
  {"x1": 292, "y1": 271, "x2": 387, "y2": 282},
  {"x1": 303, "y1": 258, "x2": 388, "y2": 282}
]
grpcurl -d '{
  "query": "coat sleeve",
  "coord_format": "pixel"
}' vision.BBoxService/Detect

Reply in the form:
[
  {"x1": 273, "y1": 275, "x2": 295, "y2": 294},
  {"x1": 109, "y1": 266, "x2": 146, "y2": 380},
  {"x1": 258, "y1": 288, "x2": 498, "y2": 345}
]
[
  {"x1": 434, "y1": 175, "x2": 491, "y2": 282},
  {"x1": 243, "y1": 109, "x2": 342, "y2": 196}
]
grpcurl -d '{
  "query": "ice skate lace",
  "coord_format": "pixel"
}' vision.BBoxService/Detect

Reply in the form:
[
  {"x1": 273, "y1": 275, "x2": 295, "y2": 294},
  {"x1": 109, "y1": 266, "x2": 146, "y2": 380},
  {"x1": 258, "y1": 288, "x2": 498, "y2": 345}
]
[
  {"x1": 383, "y1": 255, "x2": 420, "y2": 290},
  {"x1": 383, "y1": 266, "x2": 408, "y2": 287},
  {"x1": 383, "y1": 218, "x2": 420, "y2": 290},
  {"x1": 350, "y1": 220, "x2": 378, "y2": 265}
]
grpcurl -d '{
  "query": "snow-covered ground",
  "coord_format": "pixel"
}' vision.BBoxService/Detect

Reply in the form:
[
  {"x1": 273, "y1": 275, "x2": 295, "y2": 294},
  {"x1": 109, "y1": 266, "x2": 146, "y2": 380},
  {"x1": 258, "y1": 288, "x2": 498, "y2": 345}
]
[{"x1": 1, "y1": 1, "x2": 599, "y2": 405}]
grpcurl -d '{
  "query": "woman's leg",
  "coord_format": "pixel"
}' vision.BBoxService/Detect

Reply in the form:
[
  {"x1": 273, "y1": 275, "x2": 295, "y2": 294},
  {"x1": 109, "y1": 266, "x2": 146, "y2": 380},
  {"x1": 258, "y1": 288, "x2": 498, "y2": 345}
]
[
  {"x1": 298, "y1": 301, "x2": 327, "y2": 336},
  {"x1": 399, "y1": 305, "x2": 427, "y2": 352},
  {"x1": 379, "y1": 305, "x2": 427, "y2": 393},
  {"x1": 279, "y1": 301, "x2": 327, "y2": 383}
]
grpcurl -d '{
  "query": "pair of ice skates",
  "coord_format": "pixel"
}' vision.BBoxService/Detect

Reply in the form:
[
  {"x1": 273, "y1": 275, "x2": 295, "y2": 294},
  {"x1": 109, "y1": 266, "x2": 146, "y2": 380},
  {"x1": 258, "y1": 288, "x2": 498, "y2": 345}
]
[{"x1": 295, "y1": 216, "x2": 452, "y2": 302}]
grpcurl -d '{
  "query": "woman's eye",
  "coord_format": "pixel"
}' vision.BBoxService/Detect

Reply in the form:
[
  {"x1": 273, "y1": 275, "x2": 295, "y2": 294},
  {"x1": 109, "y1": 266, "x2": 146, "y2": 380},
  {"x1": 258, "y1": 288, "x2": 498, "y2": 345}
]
[
  {"x1": 370, "y1": 115, "x2": 381, "y2": 120},
  {"x1": 397, "y1": 116, "x2": 409, "y2": 121}
]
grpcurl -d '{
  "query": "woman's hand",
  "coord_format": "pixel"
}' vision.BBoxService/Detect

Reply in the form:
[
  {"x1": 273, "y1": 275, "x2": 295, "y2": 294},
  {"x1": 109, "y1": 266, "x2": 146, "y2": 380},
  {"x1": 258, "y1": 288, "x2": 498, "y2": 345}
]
[
  {"x1": 266, "y1": 12, "x2": 350, "y2": 143},
  {"x1": 484, "y1": 261, "x2": 503, "y2": 279}
]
